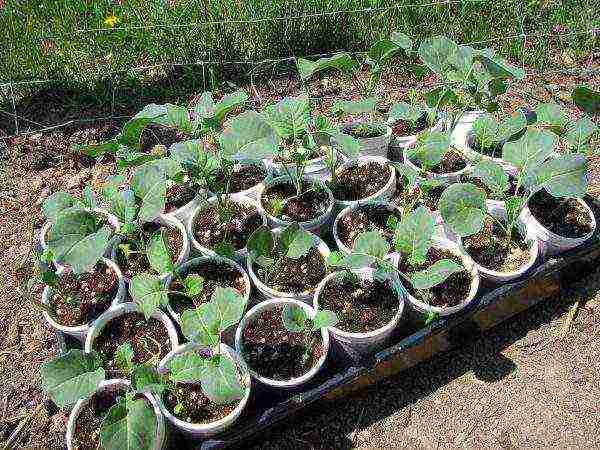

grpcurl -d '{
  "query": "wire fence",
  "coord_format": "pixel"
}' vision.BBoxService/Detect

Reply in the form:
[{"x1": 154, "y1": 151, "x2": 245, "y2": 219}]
[{"x1": 1, "y1": 0, "x2": 598, "y2": 138}]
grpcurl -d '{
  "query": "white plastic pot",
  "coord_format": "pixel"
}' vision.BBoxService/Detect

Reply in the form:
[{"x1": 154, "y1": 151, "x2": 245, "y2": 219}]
[
  {"x1": 207, "y1": 158, "x2": 273, "y2": 201},
  {"x1": 396, "y1": 232, "x2": 481, "y2": 318},
  {"x1": 164, "y1": 181, "x2": 205, "y2": 226},
  {"x1": 257, "y1": 176, "x2": 334, "y2": 235},
  {"x1": 389, "y1": 115, "x2": 447, "y2": 150},
  {"x1": 40, "y1": 208, "x2": 120, "y2": 256},
  {"x1": 332, "y1": 201, "x2": 403, "y2": 255},
  {"x1": 85, "y1": 302, "x2": 180, "y2": 375},
  {"x1": 403, "y1": 147, "x2": 470, "y2": 184},
  {"x1": 462, "y1": 201, "x2": 539, "y2": 284},
  {"x1": 247, "y1": 228, "x2": 331, "y2": 303},
  {"x1": 235, "y1": 298, "x2": 330, "y2": 389},
  {"x1": 521, "y1": 197, "x2": 596, "y2": 256},
  {"x1": 313, "y1": 268, "x2": 405, "y2": 353},
  {"x1": 41, "y1": 258, "x2": 126, "y2": 344},
  {"x1": 66, "y1": 379, "x2": 166, "y2": 450},
  {"x1": 331, "y1": 156, "x2": 396, "y2": 215},
  {"x1": 187, "y1": 194, "x2": 267, "y2": 263},
  {"x1": 342, "y1": 121, "x2": 392, "y2": 158},
  {"x1": 156, "y1": 343, "x2": 251, "y2": 438},
  {"x1": 162, "y1": 256, "x2": 251, "y2": 325},
  {"x1": 264, "y1": 154, "x2": 331, "y2": 182},
  {"x1": 110, "y1": 214, "x2": 190, "y2": 283}
]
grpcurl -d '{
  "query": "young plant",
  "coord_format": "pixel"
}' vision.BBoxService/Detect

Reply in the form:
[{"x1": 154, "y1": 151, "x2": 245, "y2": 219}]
[
  {"x1": 333, "y1": 97, "x2": 384, "y2": 138},
  {"x1": 404, "y1": 131, "x2": 452, "y2": 173},
  {"x1": 296, "y1": 52, "x2": 358, "y2": 87},
  {"x1": 246, "y1": 222, "x2": 315, "y2": 284},
  {"x1": 392, "y1": 161, "x2": 447, "y2": 215},
  {"x1": 470, "y1": 111, "x2": 527, "y2": 153},
  {"x1": 314, "y1": 115, "x2": 361, "y2": 185},
  {"x1": 388, "y1": 89, "x2": 439, "y2": 132}
]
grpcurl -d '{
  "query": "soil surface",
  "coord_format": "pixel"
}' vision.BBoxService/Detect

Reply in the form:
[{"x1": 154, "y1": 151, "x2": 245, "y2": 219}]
[
  {"x1": 241, "y1": 306, "x2": 324, "y2": 380},
  {"x1": 336, "y1": 203, "x2": 401, "y2": 250},
  {"x1": 409, "y1": 148, "x2": 468, "y2": 175},
  {"x1": 72, "y1": 387, "x2": 125, "y2": 450},
  {"x1": 319, "y1": 275, "x2": 399, "y2": 333},
  {"x1": 528, "y1": 190, "x2": 593, "y2": 238},
  {"x1": 192, "y1": 198, "x2": 263, "y2": 251},
  {"x1": 344, "y1": 123, "x2": 387, "y2": 139},
  {"x1": 164, "y1": 382, "x2": 239, "y2": 424},
  {"x1": 397, "y1": 247, "x2": 472, "y2": 308},
  {"x1": 253, "y1": 246, "x2": 327, "y2": 295},
  {"x1": 210, "y1": 163, "x2": 267, "y2": 194},
  {"x1": 115, "y1": 222, "x2": 183, "y2": 279},
  {"x1": 165, "y1": 182, "x2": 198, "y2": 212},
  {"x1": 261, "y1": 181, "x2": 331, "y2": 223},
  {"x1": 330, "y1": 162, "x2": 392, "y2": 202},
  {"x1": 169, "y1": 260, "x2": 248, "y2": 315},
  {"x1": 391, "y1": 114, "x2": 429, "y2": 137},
  {"x1": 49, "y1": 261, "x2": 118, "y2": 328},
  {"x1": 93, "y1": 312, "x2": 172, "y2": 379},
  {"x1": 463, "y1": 216, "x2": 532, "y2": 273}
]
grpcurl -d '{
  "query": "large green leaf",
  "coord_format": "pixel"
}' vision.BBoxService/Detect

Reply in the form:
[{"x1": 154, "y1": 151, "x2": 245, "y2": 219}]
[
  {"x1": 120, "y1": 104, "x2": 168, "y2": 148},
  {"x1": 496, "y1": 111, "x2": 527, "y2": 142},
  {"x1": 526, "y1": 154, "x2": 588, "y2": 198},
  {"x1": 334, "y1": 98, "x2": 378, "y2": 115},
  {"x1": 147, "y1": 231, "x2": 174, "y2": 274},
  {"x1": 297, "y1": 53, "x2": 357, "y2": 81},
  {"x1": 79, "y1": 139, "x2": 120, "y2": 158},
  {"x1": 105, "y1": 188, "x2": 138, "y2": 227},
  {"x1": 410, "y1": 259, "x2": 463, "y2": 290},
  {"x1": 311, "y1": 310, "x2": 339, "y2": 331},
  {"x1": 46, "y1": 210, "x2": 112, "y2": 274},
  {"x1": 131, "y1": 365, "x2": 167, "y2": 396},
  {"x1": 41, "y1": 350, "x2": 105, "y2": 408},
  {"x1": 282, "y1": 304, "x2": 308, "y2": 332},
  {"x1": 439, "y1": 183, "x2": 487, "y2": 237},
  {"x1": 472, "y1": 159, "x2": 509, "y2": 195},
  {"x1": 354, "y1": 230, "x2": 390, "y2": 259},
  {"x1": 214, "y1": 90, "x2": 249, "y2": 122},
  {"x1": 572, "y1": 86, "x2": 600, "y2": 115},
  {"x1": 100, "y1": 397, "x2": 157, "y2": 450},
  {"x1": 330, "y1": 132, "x2": 360, "y2": 158},
  {"x1": 168, "y1": 352, "x2": 209, "y2": 383},
  {"x1": 408, "y1": 131, "x2": 451, "y2": 168},
  {"x1": 388, "y1": 102, "x2": 424, "y2": 124},
  {"x1": 201, "y1": 354, "x2": 246, "y2": 404},
  {"x1": 418, "y1": 36, "x2": 458, "y2": 75},
  {"x1": 129, "y1": 274, "x2": 169, "y2": 320},
  {"x1": 502, "y1": 129, "x2": 558, "y2": 171},
  {"x1": 194, "y1": 92, "x2": 216, "y2": 119},
  {"x1": 478, "y1": 53, "x2": 525, "y2": 80},
  {"x1": 131, "y1": 164, "x2": 167, "y2": 222},
  {"x1": 247, "y1": 226, "x2": 274, "y2": 259},
  {"x1": 153, "y1": 104, "x2": 192, "y2": 133},
  {"x1": 280, "y1": 223, "x2": 314, "y2": 259},
  {"x1": 390, "y1": 32, "x2": 413, "y2": 51},
  {"x1": 471, "y1": 113, "x2": 498, "y2": 145},
  {"x1": 219, "y1": 111, "x2": 279, "y2": 158},
  {"x1": 43, "y1": 192, "x2": 80, "y2": 221},
  {"x1": 535, "y1": 103, "x2": 569, "y2": 129},
  {"x1": 368, "y1": 40, "x2": 400, "y2": 66},
  {"x1": 565, "y1": 116, "x2": 597, "y2": 153},
  {"x1": 394, "y1": 206, "x2": 435, "y2": 265},
  {"x1": 262, "y1": 96, "x2": 310, "y2": 140}
]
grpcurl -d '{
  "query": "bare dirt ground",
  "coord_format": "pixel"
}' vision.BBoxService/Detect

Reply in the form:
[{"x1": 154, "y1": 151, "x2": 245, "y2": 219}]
[{"x1": 0, "y1": 66, "x2": 599, "y2": 449}]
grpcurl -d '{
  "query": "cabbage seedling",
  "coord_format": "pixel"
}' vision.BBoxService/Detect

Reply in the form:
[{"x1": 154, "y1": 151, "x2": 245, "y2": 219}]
[
  {"x1": 404, "y1": 131, "x2": 452, "y2": 173},
  {"x1": 470, "y1": 111, "x2": 527, "y2": 155}
]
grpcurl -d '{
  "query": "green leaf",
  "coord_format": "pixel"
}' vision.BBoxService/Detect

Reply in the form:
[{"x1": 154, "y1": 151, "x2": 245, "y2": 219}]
[
  {"x1": 334, "y1": 98, "x2": 378, "y2": 115},
  {"x1": 183, "y1": 274, "x2": 204, "y2": 296},
  {"x1": 502, "y1": 129, "x2": 558, "y2": 171},
  {"x1": 535, "y1": 103, "x2": 569, "y2": 130},
  {"x1": 565, "y1": 116, "x2": 597, "y2": 152},
  {"x1": 408, "y1": 131, "x2": 451, "y2": 168},
  {"x1": 390, "y1": 32, "x2": 413, "y2": 51},
  {"x1": 297, "y1": 53, "x2": 357, "y2": 81},
  {"x1": 526, "y1": 154, "x2": 588, "y2": 198},
  {"x1": 129, "y1": 274, "x2": 169, "y2": 320},
  {"x1": 496, "y1": 111, "x2": 527, "y2": 142},
  {"x1": 43, "y1": 192, "x2": 78, "y2": 221},
  {"x1": 247, "y1": 226, "x2": 274, "y2": 260},
  {"x1": 505, "y1": 196, "x2": 524, "y2": 227},
  {"x1": 354, "y1": 230, "x2": 390, "y2": 259},
  {"x1": 106, "y1": 188, "x2": 138, "y2": 226},
  {"x1": 78, "y1": 139, "x2": 120, "y2": 158},
  {"x1": 120, "y1": 104, "x2": 168, "y2": 148},
  {"x1": 282, "y1": 304, "x2": 308, "y2": 332},
  {"x1": 214, "y1": 90, "x2": 249, "y2": 122},
  {"x1": 368, "y1": 40, "x2": 400, "y2": 65},
  {"x1": 194, "y1": 92, "x2": 216, "y2": 119},
  {"x1": 219, "y1": 111, "x2": 279, "y2": 158},
  {"x1": 201, "y1": 354, "x2": 246, "y2": 404},
  {"x1": 335, "y1": 253, "x2": 376, "y2": 269},
  {"x1": 262, "y1": 96, "x2": 310, "y2": 140},
  {"x1": 330, "y1": 132, "x2": 360, "y2": 158},
  {"x1": 280, "y1": 224, "x2": 314, "y2": 259},
  {"x1": 388, "y1": 102, "x2": 424, "y2": 124},
  {"x1": 326, "y1": 251, "x2": 345, "y2": 267},
  {"x1": 131, "y1": 163, "x2": 167, "y2": 222},
  {"x1": 153, "y1": 104, "x2": 191, "y2": 133},
  {"x1": 131, "y1": 365, "x2": 167, "y2": 395},
  {"x1": 439, "y1": 183, "x2": 487, "y2": 237},
  {"x1": 82, "y1": 186, "x2": 97, "y2": 209},
  {"x1": 478, "y1": 53, "x2": 525, "y2": 80},
  {"x1": 394, "y1": 206, "x2": 435, "y2": 265},
  {"x1": 418, "y1": 36, "x2": 459, "y2": 75},
  {"x1": 100, "y1": 397, "x2": 157, "y2": 450},
  {"x1": 393, "y1": 162, "x2": 419, "y2": 191},
  {"x1": 423, "y1": 86, "x2": 459, "y2": 109},
  {"x1": 147, "y1": 231, "x2": 174, "y2": 274},
  {"x1": 572, "y1": 86, "x2": 600, "y2": 115},
  {"x1": 472, "y1": 159, "x2": 509, "y2": 195},
  {"x1": 471, "y1": 113, "x2": 498, "y2": 146},
  {"x1": 311, "y1": 310, "x2": 339, "y2": 331},
  {"x1": 168, "y1": 352, "x2": 209, "y2": 383},
  {"x1": 115, "y1": 343, "x2": 135, "y2": 376},
  {"x1": 210, "y1": 286, "x2": 247, "y2": 330},
  {"x1": 41, "y1": 350, "x2": 105, "y2": 408},
  {"x1": 410, "y1": 259, "x2": 463, "y2": 290}
]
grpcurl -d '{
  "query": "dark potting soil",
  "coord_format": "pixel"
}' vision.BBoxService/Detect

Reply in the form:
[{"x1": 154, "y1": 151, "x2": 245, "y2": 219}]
[
  {"x1": 329, "y1": 162, "x2": 392, "y2": 202},
  {"x1": 319, "y1": 276, "x2": 398, "y2": 333},
  {"x1": 165, "y1": 182, "x2": 198, "y2": 212},
  {"x1": 336, "y1": 203, "x2": 402, "y2": 250},
  {"x1": 261, "y1": 181, "x2": 331, "y2": 222},
  {"x1": 49, "y1": 262, "x2": 118, "y2": 328},
  {"x1": 169, "y1": 261, "x2": 248, "y2": 315},
  {"x1": 528, "y1": 190, "x2": 593, "y2": 238},
  {"x1": 463, "y1": 216, "x2": 532, "y2": 272},
  {"x1": 94, "y1": 312, "x2": 172, "y2": 379},
  {"x1": 192, "y1": 198, "x2": 263, "y2": 251},
  {"x1": 72, "y1": 388, "x2": 125, "y2": 450},
  {"x1": 210, "y1": 163, "x2": 267, "y2": 194},
  {"x1": 398, "y1": 247, "x2": 472, "y2": 308},
  {"x1": 140, "y1": 123, "x2": 190, "y2": 153},
  {"x1": 409, "y1": 148, "x2": 467, "y2": 174},
  {"x1": 460, "y1": 174, "x2": 518, "y2": 201},
  {"x1": 115, "y1": 223, "x2": 183, "y2": 279},
  {"x1": 469, "y1": 134, "x2": 503, "y2": 159},
  {"x1": 345, "y1": 123, "x2": 387, "y2": 139},
  {"x1": 241, "y1": 306, "x2": 324, "y2": 381},
  {"x1": 253, "y1": 246, "x2": 327, "y2": 294},
  {"x1": 391, "y1": 114, "x2": 429, "y2": 137}
]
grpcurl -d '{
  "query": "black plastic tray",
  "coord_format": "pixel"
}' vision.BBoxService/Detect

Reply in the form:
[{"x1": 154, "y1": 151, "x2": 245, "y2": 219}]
[{"x1": 57, "y1": 196, "x2": 600, "y2": 449}]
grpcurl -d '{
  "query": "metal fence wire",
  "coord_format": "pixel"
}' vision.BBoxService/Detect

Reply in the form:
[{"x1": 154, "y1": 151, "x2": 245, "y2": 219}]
[{"x1": 1, "y1": 0, "x2": 598, "y2": 137}]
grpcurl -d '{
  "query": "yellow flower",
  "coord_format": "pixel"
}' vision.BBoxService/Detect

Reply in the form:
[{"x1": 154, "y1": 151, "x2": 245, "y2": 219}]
[{"x1": 104, "y1": 13, "x2": 120, "y2": 27}]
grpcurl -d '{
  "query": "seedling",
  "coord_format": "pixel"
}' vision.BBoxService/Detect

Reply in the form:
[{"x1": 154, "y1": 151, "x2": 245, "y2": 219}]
[
  {"x1": 470, "y1": 111, "x2": 527, "y2": 156},
  {"x1": 388, "y1": 89, "x2": 439, "y2": 133},
  {"x1": 392, "y1": 162, "x2": 447, "y2": 215},
  {"x1": 404, "y1": 131, "x2": 452, "y2": 173},
  {"x1": 247, "y1": 223, "x2": 316, "y2": 284}
]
